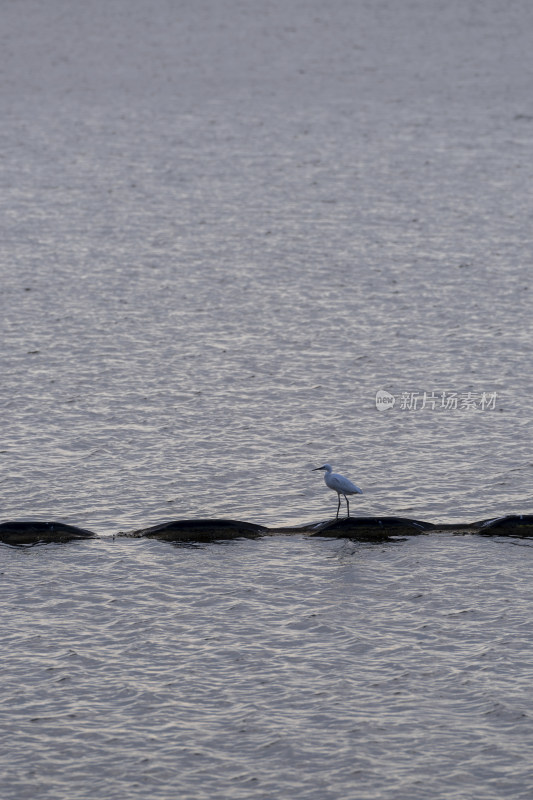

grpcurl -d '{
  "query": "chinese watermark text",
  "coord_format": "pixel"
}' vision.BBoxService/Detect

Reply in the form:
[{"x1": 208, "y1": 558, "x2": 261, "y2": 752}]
[{"x1": 375, "y1": 390, "x2": 498, "y2": 412}]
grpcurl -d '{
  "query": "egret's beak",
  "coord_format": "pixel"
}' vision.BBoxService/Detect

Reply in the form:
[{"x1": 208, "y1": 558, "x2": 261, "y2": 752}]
[{"x1": 311, "y1": 467, "x2": 322, "y2": 471}]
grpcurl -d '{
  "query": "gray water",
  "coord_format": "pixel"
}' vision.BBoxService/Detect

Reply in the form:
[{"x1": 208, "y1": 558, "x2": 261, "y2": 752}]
[{"x1": 1, "y1": 1, "x2": 533, "y2": 798}]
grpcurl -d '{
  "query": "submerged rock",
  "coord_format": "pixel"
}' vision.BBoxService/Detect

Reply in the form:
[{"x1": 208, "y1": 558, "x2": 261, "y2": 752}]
[
  {"x1": 3, "y1": 514, "x2": 532, "y2": 547},
  {"x1": 0, "y1": 521, "x2": 97, "y2": 546},
  {"x1": 471, "y1": 514, "x2": 533, "y2": 536},
  {"x1": 307, "y1": 516, "x2": 435, "y2": 540},
  {"x1": 126, "y1": 518, "x2": 269, "y2": 543}
]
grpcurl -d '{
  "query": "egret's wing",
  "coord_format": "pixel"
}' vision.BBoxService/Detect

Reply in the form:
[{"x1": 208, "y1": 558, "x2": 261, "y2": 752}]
[{"x1": 329, "y1": 473, "x2": 363, "y2": 494}]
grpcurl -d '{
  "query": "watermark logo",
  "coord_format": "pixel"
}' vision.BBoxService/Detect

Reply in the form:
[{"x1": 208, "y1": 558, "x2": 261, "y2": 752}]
[
  {"x1": 375, "y1": 390, "x2": 498, "y2": 411},
  {"x1": 375, "y1": 389, "x2": 396, "y2": 411}
]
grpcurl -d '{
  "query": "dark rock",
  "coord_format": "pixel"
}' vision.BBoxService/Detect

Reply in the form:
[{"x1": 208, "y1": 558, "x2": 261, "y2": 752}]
[
  {"x1": 307, "y1": 516, "x2": 435, "y2": 540},
  {"x1": 471, "y1": 514, "x2": 533, "y2": 536},
  {"x1": 0, "y1": 521, "x2": 97, "y2": 546},
  {"x1": 126, "y1": 518, "x2": 268, "y2": 543}
]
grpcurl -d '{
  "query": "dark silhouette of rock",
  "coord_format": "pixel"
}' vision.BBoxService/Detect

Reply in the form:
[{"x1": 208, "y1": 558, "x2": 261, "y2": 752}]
[
  {"x1": 3, "y1": 514, "x2": 533, "y2": 547},
  {"x1": 307, "y1": 516, "x2": 435, "y2": 540},
  {"x1": 0, "y1": 521, "x2": 97, "y2": 546},
  {"x1": 126, "y1": 518, "x2": 269, "y2": 543},
  {"x1": 471, "y1": 514, "x2": 533, "y2": 536}
]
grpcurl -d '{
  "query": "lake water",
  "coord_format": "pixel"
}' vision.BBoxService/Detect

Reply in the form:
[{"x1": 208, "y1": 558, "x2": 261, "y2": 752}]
[{"x1": 1, "y1": 1, "x2": 532, "y2": 798}]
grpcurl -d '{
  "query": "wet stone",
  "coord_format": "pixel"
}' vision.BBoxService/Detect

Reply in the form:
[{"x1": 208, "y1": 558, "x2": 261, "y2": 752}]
[
  {"x1": 306, "y1": 516, "x2": 435, "y2": 540},
  {"x1": 471, "y1": 514, "x2": 533, "y2": 536},
  {"x1": 124, "y1": 518, "x2": 269, "y2": 543},
  {"x1": 0, "y1": 521, "x2": 97, "y2": 546}
]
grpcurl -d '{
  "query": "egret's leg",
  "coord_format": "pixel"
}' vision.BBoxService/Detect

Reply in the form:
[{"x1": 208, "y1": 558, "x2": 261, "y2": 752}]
[
  {"x1": 336, "y1": 494, "x2": 341, "y2": 520},
  {"x1": 346, "y1": 496, "x2": 350, "y2": 518}
]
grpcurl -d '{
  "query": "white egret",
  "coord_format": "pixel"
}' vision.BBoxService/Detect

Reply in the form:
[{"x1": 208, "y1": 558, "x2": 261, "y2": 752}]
[{"x1": 312, "y1": 463, "x2": 363, "y2": 519}]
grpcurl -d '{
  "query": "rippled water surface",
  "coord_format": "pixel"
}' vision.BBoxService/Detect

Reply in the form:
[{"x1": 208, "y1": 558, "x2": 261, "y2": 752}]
[
  {"x1": 1, "y1": 0, "x2": 533, "y2": 797},
  {"x1": 3, "y1": 535, "x2": 533, "y2": 800}
]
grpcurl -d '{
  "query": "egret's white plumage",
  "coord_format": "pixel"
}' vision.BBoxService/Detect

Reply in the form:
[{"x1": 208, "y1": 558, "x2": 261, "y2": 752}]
[{"x1": 312, "y1": 463, "x2": 363, "y2": 519}]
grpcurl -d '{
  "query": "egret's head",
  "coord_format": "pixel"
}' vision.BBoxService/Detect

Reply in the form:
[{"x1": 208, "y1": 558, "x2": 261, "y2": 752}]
[{"x1": 312, "y1": 463, "x2": 332, "y2": 473}]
